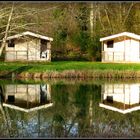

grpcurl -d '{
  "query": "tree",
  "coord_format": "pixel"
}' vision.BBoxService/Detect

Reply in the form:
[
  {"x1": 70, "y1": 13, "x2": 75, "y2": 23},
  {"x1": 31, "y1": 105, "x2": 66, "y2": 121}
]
[
  {"x1": 0, "y1": 2, "x2": 60, "y2": 57},
  {"x1": 0, "y1": 2, "x2": 14, "y2": 56}
]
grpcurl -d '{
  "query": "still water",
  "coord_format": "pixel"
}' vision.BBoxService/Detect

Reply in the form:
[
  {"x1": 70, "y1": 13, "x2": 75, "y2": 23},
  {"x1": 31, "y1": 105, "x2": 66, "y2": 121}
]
[{"x1": 0, "y1": 79, "x2": 140, "y2": 138}]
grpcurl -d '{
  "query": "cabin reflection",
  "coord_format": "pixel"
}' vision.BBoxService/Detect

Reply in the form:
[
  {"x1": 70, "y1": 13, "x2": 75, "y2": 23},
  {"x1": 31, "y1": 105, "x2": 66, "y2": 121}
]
[
  {"x1": 0, "y1": 84, "x2": 53, "y2": 112},
  {"x1": 99, "y1": 83, "x2": 140, "y2": 114}
]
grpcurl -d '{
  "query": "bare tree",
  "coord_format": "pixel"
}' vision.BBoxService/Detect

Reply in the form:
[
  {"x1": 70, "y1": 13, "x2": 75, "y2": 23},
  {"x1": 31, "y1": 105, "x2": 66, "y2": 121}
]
[
  {"x1": 122, "y1": 2, "x2": 134, "y2": 26},
  {"x1": 0, "y1": 3, "x2": 61, "y2": 56},
  {"x1": 0, "y1": 2, "x2": 14, "y2": 56}
]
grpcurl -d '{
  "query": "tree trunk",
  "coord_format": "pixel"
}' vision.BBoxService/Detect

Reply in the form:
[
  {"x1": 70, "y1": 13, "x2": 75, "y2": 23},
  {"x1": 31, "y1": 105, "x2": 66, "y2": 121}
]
[
  {"x1": 104, "y1": 5, "x2": 113, "y2": 34},
  {"x1": 90, "y1": 3, "x2": 94, "y2": 38},
  {"x1": 0, "y1": 3, "x2": 14, "y2": 56},
  {"x1": 89, "y1": 99, "x2": 93, "y2": 127}
]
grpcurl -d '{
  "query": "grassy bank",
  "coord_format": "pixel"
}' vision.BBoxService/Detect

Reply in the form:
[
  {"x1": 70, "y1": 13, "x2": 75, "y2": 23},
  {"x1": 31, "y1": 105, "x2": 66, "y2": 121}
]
[{"x1": 1, "y1": 61, "x2": 140, "y2": 79}]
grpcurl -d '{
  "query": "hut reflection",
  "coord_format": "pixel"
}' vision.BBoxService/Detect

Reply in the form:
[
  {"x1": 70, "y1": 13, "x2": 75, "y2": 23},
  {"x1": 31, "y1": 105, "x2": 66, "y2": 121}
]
[
  {"x1": 99, "y1": 83, "x2": 140, "y2": 114},
  {"x1": 0, "y1": 84, "x2": 53, "y2": 112}
]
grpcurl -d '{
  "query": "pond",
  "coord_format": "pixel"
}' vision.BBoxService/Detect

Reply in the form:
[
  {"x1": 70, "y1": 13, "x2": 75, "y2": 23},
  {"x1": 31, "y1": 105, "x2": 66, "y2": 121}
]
[{"x1": 0, "y1": 78, "x2": 140, "y2": 138}]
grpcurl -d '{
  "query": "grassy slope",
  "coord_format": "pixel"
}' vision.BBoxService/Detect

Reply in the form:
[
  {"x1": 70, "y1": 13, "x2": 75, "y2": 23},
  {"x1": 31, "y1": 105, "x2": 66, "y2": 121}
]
[{"x1": 0, "y1": 61, "x2": 140, "y2": 73}]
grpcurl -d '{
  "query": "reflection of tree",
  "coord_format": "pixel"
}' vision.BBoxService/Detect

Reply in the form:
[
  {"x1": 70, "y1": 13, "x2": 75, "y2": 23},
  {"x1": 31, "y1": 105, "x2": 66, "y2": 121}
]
[
  {"x1": 0, "y1": 104, "x2": 10, "y2": 137},
  {"x1": 51, "y1": 84, "x2": 102, "y2": 137},
  {"x1": 0, "y1": 84, "x2": 12, "y2": 137},
  {"x1": 51, "y1": 113, "x2": 66, "y2": 137},
  {"x1": 4, "y1": 108, "x2": 41, "y2": 137},
  {"x1": 1, "y1": 82, "x2": 140, "y2": 138},
  {"x1": 51, "y1": 84, "x2": 68, "y2": 137},
  {"x1": 52, "y1": 84, "x2": 69, "y2": 106},
  {"x1": 74, "y1": 85, "x2": 91, "y2": 137},
  {"x1": 75, "y1": 85, "x2": 88, "y2": 131},
  {"x1": 51, "y1": 84, "x2": 79, "y2": 137},
  {"x1": 74, "y1": 84, "x2": 102, "y2": 137}
]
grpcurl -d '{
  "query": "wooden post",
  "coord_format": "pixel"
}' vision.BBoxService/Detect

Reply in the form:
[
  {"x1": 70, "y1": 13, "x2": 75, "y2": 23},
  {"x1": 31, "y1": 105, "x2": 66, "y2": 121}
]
[
  {"x1": 101, "y1": 41, "x2": 104, "y2": 62},
  {"x1": 124, "y1": 36, "x2": 126, "y2": 61},
  {"x1": 113, "y1": 52, "x2": 114, "y2": 61},
  {"x1": 16, "y1": 51, "x2": 17, "y2": 61},
  {"x1": 26, "y1": 49, "x2": 28, "y2": 61},
  {"x1": 27, "y1": 39, "x2": 29, "y2": 61},
  {"x1": 129, "y1": 85, "x2": 130, "y2": 108},
  {"x1": 101, "y1": 85, "x2": 103, "y2": 103},
  {"x1": 47, "y1": 84, "x2": 51, "y2": 102},
  {"x1": 27, "y1": 85, "x2": 29, "y2": 109},
  {"x1": 47, "y1": 41, "x2": 51, "y2": 62},
  {"x1": 123, "y1": 84, "x2": 125, "y2": 110},
  {"x1": 113, "y1": 84, "x2": 114, "y2": 94}
]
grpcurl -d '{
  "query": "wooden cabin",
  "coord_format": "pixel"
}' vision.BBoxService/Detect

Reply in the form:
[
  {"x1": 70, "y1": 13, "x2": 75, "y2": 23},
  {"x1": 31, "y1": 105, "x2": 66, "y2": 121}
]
[
  {"x1": 1, "y1": 84, "x2": 53, "y2": 112},
  {"x1": 100, "y1": 32, "x2": 140, "y2": 63},
  {"x1": 4, "y1": 31, "x2": 53, "y2": 62},
  {"x1": 99, "y1": 83, "x2": 140, "y2": 114}
]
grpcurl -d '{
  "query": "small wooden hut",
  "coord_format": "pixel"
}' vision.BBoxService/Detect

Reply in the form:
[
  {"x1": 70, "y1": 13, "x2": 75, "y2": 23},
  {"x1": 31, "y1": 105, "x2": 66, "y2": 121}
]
[
  {"x1": 99, "y1": 83, "x2": 140, "y2": 114},
  {"x1": 4, "y1": 31, "x2": 53, "y2": 62},
  {"x1": 100, "y1": 32, "x2": 140, "y2": 63},
  {"x1": 1, "y1": 84, "x2": 53, "y2": 112}
]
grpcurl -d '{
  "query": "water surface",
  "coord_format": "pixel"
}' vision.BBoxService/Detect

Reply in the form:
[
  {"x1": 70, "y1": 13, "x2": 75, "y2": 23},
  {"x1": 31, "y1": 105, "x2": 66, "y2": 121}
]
[{"x1": 0, "y1": 79, "x2": 140, "y2": 138}]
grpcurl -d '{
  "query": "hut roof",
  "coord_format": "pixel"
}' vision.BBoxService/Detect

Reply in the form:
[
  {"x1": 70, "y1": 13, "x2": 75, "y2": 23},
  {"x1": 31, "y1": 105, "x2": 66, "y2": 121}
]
[
  {"x1": 6, "y1": 31, "x2": 53, "y2": 41},
  {"x1": 2, "y1": 102, "x2": 53, "y2": 113},
  {"x1": 99, "y1": 103, "x2": 140, "y2": 114},
  {"x1": 100, "y1": 32, "x2": 140, "y2": 42}
]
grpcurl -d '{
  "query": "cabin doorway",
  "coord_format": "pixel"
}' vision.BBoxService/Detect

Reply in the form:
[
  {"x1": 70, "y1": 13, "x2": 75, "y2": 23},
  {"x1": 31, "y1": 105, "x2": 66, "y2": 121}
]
[{"x1": 40, "y1": 39, "x2": 48, "y2": 59}]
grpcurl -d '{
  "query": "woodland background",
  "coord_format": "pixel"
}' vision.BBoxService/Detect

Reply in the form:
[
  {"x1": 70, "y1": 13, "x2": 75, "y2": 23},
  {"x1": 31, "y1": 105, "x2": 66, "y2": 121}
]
[{"x1": 0, "y1": 2, "x2": 139, "y2": 61}]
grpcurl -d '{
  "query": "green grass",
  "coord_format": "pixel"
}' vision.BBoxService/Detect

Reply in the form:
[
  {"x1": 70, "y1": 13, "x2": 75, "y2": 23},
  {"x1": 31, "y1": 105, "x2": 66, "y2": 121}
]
[
  {"x1": 1, "y1": 61, "x2": 140, "y2": 79},
  {"x1": 1, "y1": 61, "x2": 140, "y2": 73}
]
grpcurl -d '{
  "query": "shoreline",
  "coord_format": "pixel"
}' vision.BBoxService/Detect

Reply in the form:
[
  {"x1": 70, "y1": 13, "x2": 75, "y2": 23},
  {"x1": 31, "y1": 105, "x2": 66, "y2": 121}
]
[
  {"x1": 15, "y1": 70, "x2": 140, "y2": 79},
  {"x1": 1, "y1": 61, "x2": 140, "y2": 79}
]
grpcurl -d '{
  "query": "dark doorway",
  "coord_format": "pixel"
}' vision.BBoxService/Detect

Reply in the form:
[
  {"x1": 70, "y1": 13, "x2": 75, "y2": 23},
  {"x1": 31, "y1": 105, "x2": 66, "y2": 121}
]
[
  {"x1": 8, "y1": 95, "x2": 15, "y2": 102},
  {"x1": 106, "y1": 96, "x2": 113, "y2": 103},
  {"x1": 40, "y1": 39, "x2": 48, "y2": 58}
]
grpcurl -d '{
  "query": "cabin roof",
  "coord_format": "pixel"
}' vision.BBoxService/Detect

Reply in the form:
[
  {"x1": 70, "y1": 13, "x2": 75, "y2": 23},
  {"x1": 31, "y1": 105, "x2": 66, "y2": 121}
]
[
  {"x1": 100, "y1": 32, "x2": 140, "y2": 42},
  {"x1": 99, "y1": 103, "x2": 140, "y2": 114},
  {"x1": 2, "y1": 102, "x2": 53, "y2": 113},
  {"x1": 6, "y1": 31, "x2": 53, "y2": 41}
]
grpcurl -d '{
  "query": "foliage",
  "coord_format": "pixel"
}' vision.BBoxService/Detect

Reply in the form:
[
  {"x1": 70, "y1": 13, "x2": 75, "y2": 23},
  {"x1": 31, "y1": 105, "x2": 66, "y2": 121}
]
[{"x1": 0, "y1": 2, "x2": 139, "y2": 61}]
